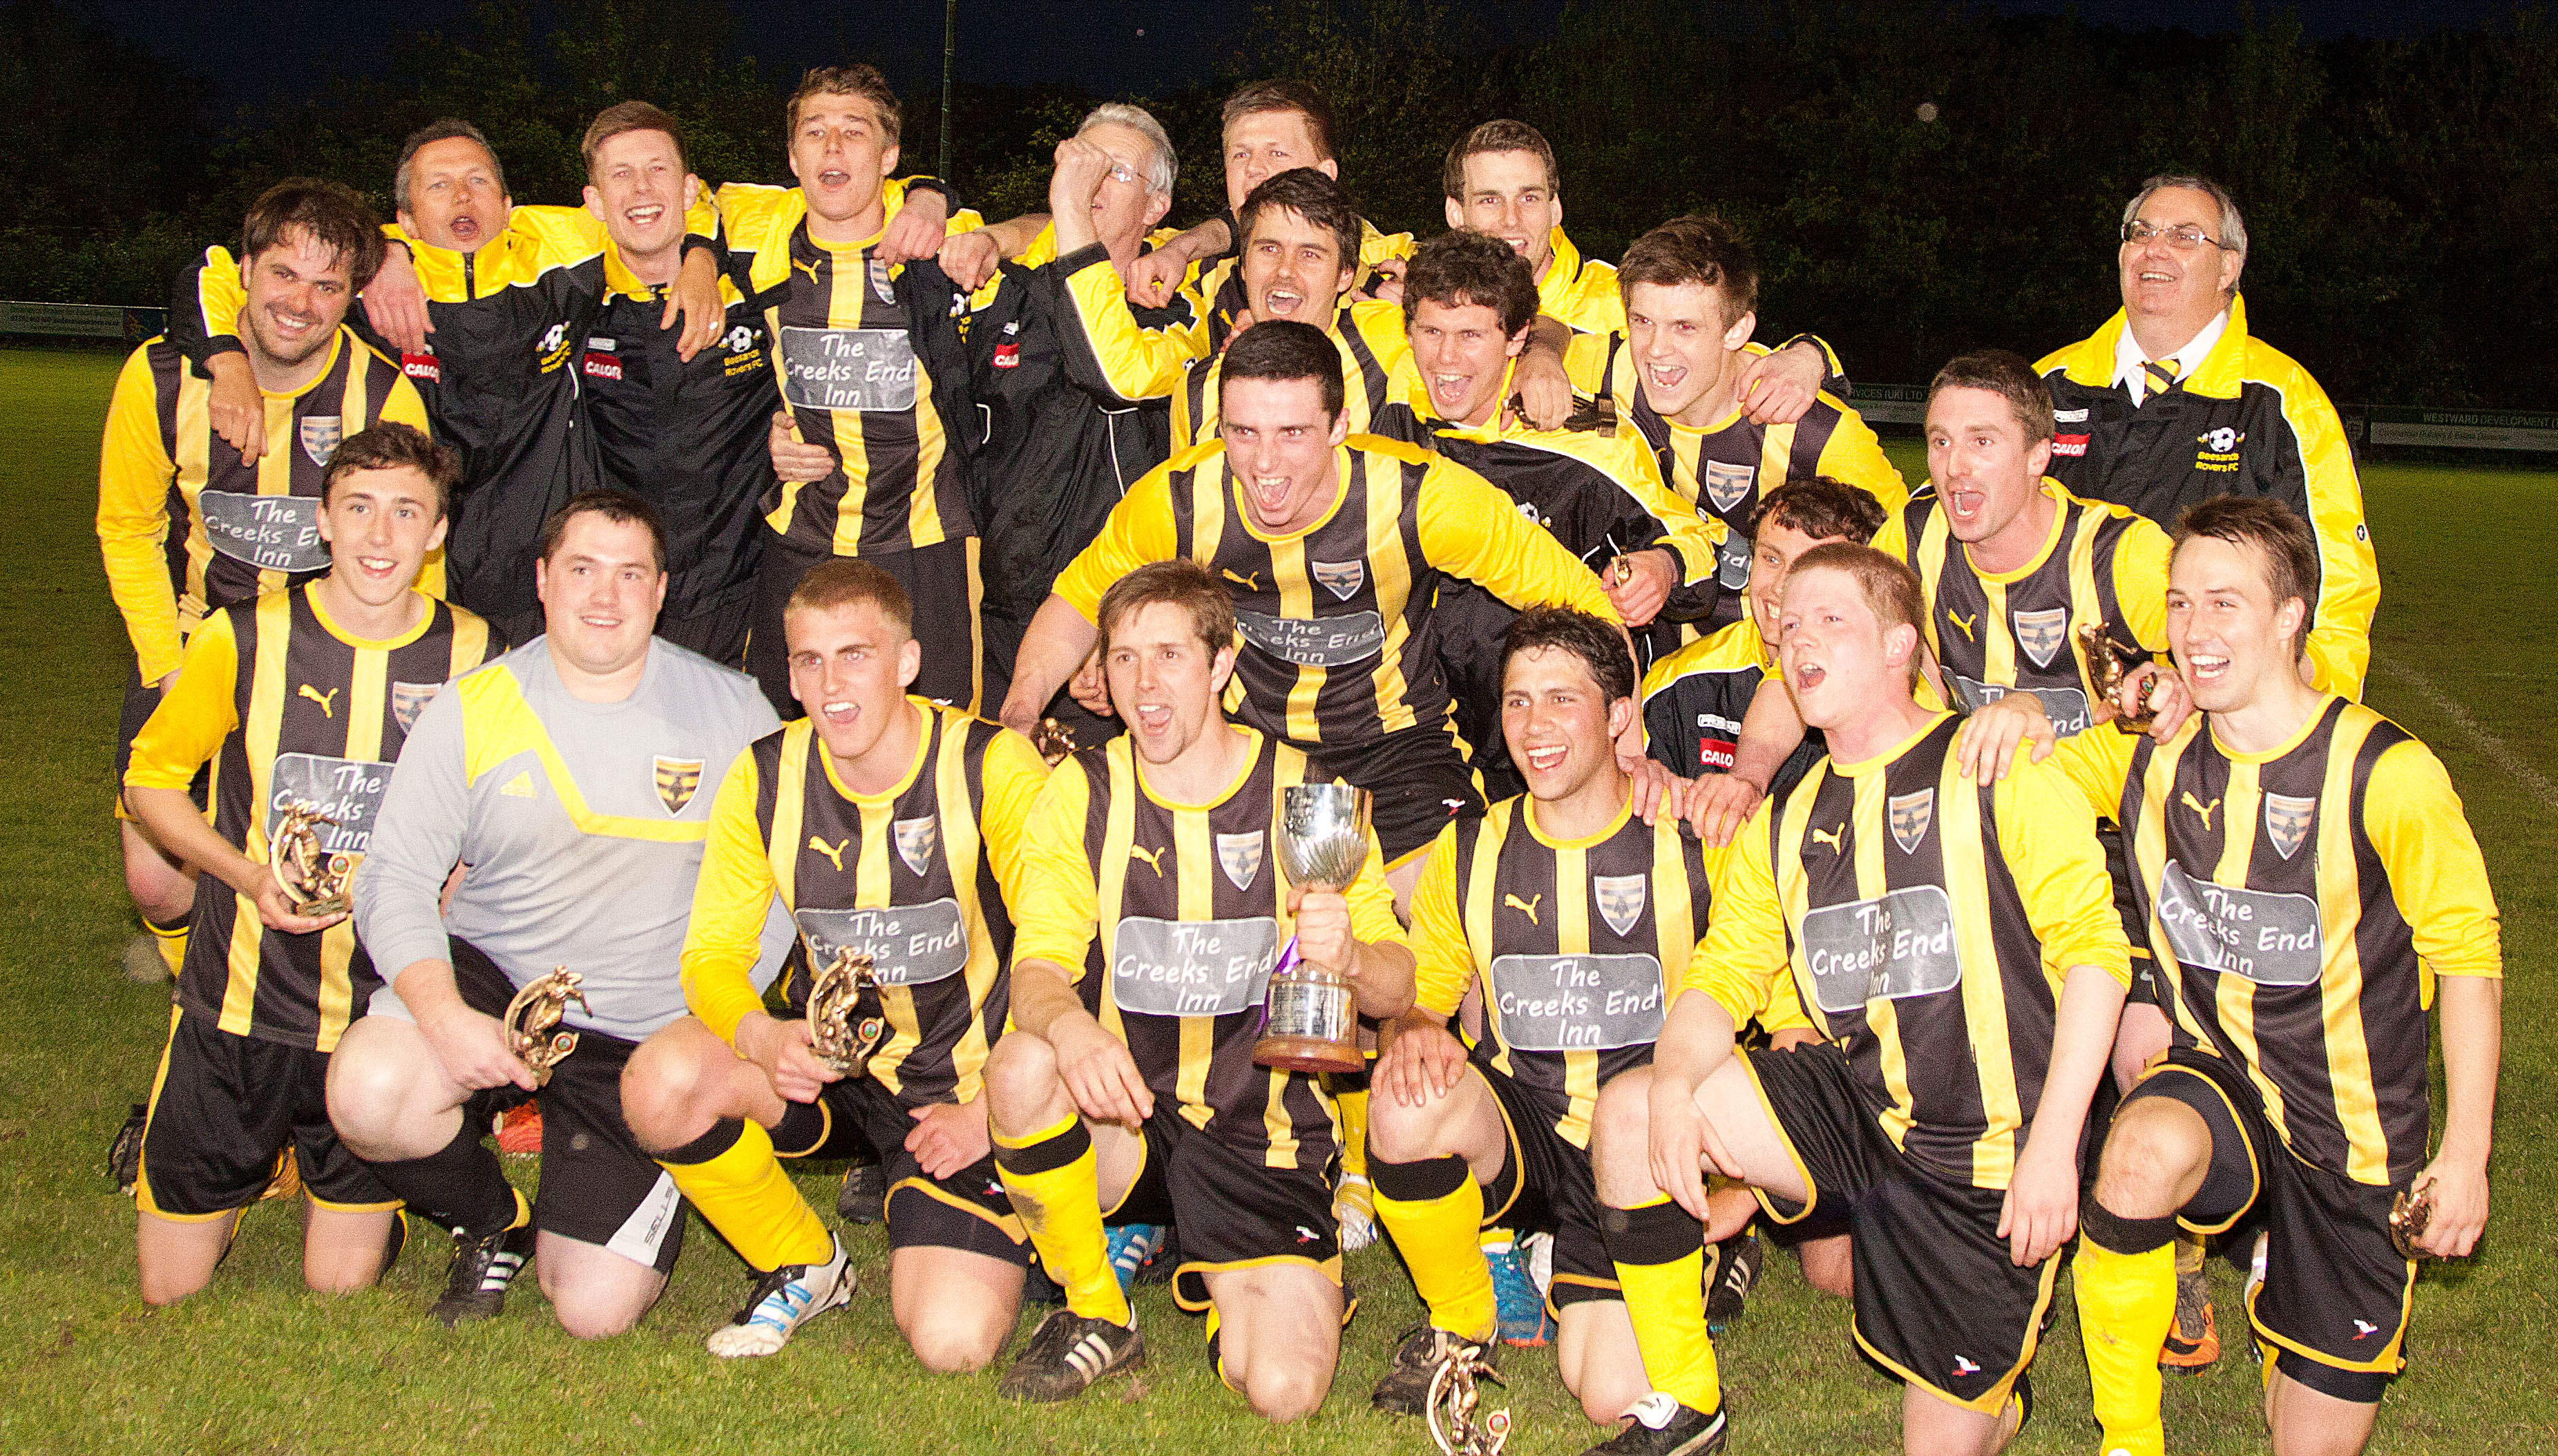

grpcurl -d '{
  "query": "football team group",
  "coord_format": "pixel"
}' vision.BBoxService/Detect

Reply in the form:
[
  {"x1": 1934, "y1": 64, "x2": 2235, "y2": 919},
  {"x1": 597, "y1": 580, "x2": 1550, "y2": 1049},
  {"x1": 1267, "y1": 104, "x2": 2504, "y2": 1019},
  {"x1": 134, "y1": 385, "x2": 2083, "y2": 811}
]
[{"x1": 93, "y1": 57, "x2": 2501, "y2": 1456}]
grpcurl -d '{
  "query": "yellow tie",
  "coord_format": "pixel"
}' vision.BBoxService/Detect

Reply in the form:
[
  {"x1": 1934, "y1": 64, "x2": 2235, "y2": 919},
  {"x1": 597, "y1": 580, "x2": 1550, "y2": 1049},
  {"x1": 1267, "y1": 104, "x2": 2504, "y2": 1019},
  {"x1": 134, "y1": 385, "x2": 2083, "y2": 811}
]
[{"x1": 2143, "y1": 357, "x2": 2180, "y2": 396}]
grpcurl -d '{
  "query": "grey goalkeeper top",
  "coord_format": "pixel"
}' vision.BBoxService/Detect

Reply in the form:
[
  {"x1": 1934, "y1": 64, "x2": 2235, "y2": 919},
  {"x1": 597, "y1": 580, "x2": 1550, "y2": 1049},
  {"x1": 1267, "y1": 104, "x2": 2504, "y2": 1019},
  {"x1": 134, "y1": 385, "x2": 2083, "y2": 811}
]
[{"x1": 354, "y1": 636, "x2": 791, "y2": 1040}]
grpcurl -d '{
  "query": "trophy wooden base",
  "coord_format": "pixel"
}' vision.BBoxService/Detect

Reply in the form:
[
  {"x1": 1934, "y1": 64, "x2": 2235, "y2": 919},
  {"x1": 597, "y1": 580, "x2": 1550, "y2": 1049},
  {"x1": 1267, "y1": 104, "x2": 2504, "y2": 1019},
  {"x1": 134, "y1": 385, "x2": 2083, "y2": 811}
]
[{"x1": 1252, "y1": 1034, "x2": 1366, "y2": 1075}]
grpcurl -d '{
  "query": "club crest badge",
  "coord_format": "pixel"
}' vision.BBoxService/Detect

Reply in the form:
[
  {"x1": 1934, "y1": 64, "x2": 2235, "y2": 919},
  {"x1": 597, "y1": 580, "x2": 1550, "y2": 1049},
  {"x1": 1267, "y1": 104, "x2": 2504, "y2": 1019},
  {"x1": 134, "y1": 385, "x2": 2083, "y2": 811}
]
[
  {"x1": 390, "y1": 682, "x2": 439, "y2": 734},
  {"x1": 1889, "y1": 789, "x2": 1936, "y2": 854},
  {"x1": 2264, "y1": 792, "x2": 2318, "y2": 861},
  {"x1": 1594, "y1": 874, "x2": 1648, "y2": 938},
  {"x1": 1217, "y1": 831, "x2": 1266, "y2": 891},
  {"x1": 299, "y1": 415, "x2": 343, "y2": 468},
  {"x1": 1310, "y1": 559, "x2": 1365, "y2": 602},
  {"x1": 652, "y1": 756, "x2": 705, "y2": 815},
  {"x1": 893, "y1": 816, "x2": 939, "y2": 876},
  {"x1": 2012, "y1": 607, "x2": 2070, "y2": 669},
  {"x1": 1702, "y1": 459, "x2": 1756, "y2": 515}
]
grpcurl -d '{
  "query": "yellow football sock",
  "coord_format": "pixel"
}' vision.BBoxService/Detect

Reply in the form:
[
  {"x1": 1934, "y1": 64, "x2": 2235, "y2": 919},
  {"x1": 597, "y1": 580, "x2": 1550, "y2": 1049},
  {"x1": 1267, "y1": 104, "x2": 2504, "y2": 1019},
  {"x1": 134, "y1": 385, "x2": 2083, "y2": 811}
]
[
  {"x1": 1335, "y1": 1086, "x2": 1369, "y2": 1182},
  {"x1": 656, "y1": 1118, "x2": 831, "y2": 1272},
  {"x1": 994, "y1": 1114, "x2": 1129, "y2": 1326},
  {"x1": 2077, "y1": 1241, "x2": 2175, "y2": 1456},
  {"x1": 1608, "y1": 1196, "x2": 1720, "y2": 1415},
  {"x1": 146, "y1": 914, "x2": 189, "y2": 976},
  {"x1": 1373, "y1": 1154, "x2": 1495, "y2": 1341}
]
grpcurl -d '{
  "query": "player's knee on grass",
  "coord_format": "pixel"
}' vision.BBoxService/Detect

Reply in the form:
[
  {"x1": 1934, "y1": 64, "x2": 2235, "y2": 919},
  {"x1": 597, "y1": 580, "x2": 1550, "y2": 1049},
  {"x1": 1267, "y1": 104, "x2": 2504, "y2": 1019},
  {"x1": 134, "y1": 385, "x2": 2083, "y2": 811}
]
[
  {"x1": 136, "y1": 1209, "x2": 236, "y2": 1306},
  {"x1": 2095, "y1": 1095, "x2": 2213, "y2": 1221},
  {"x1": 539, "y1": 1256, "x2": 662, "y2": 1340},
  {"x1": 301, "y1": 1205, "x2": 399, "y2": 1294},
  {"x1": 1558, "y1": 1302, "x2": 1648, "y2": 1425},
  {"x1": 1799, "y1": 1232, "x2": 1853, "y2": 1298},
  {"x1": 894, "y1": 1276, "x2": 1019, "y2": 1372},
  {"x1": 1235, "y1": 1346, "x2": 1334, "y2": 1424},
  {"x1": 1586, "y1": 1064, "x2": 1656, "y2": 1203}
]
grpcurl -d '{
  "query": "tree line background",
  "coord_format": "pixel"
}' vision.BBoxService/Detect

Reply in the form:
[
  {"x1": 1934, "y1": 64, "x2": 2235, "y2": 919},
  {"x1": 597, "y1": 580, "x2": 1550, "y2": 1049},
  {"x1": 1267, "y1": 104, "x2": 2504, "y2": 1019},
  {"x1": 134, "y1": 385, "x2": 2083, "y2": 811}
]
[{"x1": 6, "y1": 0, "x2": 2553, "y2": 408}]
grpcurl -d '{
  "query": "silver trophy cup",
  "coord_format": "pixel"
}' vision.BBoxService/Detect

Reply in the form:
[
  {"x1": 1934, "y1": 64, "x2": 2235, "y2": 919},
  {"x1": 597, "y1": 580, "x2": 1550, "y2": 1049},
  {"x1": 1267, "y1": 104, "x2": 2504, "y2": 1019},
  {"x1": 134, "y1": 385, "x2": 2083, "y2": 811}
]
[{"x1": 1254, "y1": 782, "x2": 1371, "y2": 1073}]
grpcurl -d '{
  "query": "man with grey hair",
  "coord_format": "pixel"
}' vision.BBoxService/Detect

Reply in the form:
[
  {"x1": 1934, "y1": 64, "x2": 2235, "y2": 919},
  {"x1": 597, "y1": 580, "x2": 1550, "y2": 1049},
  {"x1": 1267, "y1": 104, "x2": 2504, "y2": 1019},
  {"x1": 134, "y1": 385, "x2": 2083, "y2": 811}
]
[
  {"x1": 2036, "y1": 171, "x2": 2378, "y2": 1381},
  {"x1": 952, "y1": 103, "x2": 1202, "y2": 722},
  {"x1": 2036, "y1": 173, "x2": 2376, "y2": 703}
]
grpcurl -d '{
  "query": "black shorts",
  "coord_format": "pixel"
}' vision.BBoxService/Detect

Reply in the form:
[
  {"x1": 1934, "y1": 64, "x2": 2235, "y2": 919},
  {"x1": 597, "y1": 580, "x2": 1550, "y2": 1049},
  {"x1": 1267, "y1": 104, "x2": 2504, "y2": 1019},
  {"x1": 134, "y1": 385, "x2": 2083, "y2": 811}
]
[
  {"x1": 1475, "y1": 1063, "x2": 1616, "y2": 1314},
  {"x1": 1303, "y1": 723, "x2": 1487, "y2": 868},
  {"x1": 446, "y1": 942, "x2": 688, "y2": 1274},
  {"x1": 1743, "y1": 1040, "x2": 2063, "y2": 1415},
  {"x1": 748, "y1": 534, "x2": 982, "y2": 720},
  {"x1": 1105, "y1": 1107, "x2": 1342, "y2": 1313},
  {"x1": 115, "y1": 664, "x2": 209, "y2": 823},
  {"x1": 136, "y1": 1006, "x2": 396, "y2": 1219},
  {"x1": 772, "y1": 1074, "x2": 1029, "y2": 1267},
  {"x1": 2127, "y1": 1051, "x2": 2413, "y2": 1402}
]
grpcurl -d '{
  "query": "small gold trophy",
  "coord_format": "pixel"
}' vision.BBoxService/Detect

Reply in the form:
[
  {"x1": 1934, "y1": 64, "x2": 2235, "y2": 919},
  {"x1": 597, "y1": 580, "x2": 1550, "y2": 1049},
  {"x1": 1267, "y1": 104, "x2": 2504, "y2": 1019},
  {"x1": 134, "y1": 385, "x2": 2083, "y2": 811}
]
[
  {"x1": 2079, "y1": 621, "x2": 2158, "y2": 734},
  {"x1": 805, "y1": 943, "x2": 888, "y2": 1076},
  {"x1": 1426, "y1": 1339, "x2": 1511, "y2": 1456},
  {"x1": 1031, "y1": 716, "x2": 1080, "y2": 767},
  {"x1": 1252, "y1": 782, "x2": 1370, "y2": 1075},
  {"x1": 502, "y1": 968, "x2": 589, "y2": 1086},
  {"x1": 269, "y1": 798, "x2": 357, "y2": 917},
  {"x1": 2389, "y1": 1178, "x2": 2438, "y2": 1261}
]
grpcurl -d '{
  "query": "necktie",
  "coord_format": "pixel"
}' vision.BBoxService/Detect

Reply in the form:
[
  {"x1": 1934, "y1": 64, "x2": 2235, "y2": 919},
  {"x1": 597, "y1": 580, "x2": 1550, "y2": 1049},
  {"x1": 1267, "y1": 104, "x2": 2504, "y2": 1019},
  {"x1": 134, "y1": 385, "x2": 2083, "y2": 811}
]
[{"x1": 2143, "y1": 356, "x2": 2180, "y2": 397}]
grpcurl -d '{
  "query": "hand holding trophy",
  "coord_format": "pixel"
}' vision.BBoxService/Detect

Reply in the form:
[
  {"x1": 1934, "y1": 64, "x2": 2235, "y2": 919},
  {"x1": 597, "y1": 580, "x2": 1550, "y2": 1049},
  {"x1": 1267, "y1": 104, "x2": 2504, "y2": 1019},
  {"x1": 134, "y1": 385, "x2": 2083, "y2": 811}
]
[
  {"x1": 502, "y1": 968, "x2": 589, "y2": 1087},
  {"x1": 2079, "y1": 621, "x2": 2160, "y2": 734},
  {"x1": 805, "y1": 942, "x2": 888, "y2": 1076},
  {"x1": 268, "y1": 798, "x2": 357, "y2": 918},
  {"x1": 1252, "y1": 782, "x2": 1370, "y2": 1075}
]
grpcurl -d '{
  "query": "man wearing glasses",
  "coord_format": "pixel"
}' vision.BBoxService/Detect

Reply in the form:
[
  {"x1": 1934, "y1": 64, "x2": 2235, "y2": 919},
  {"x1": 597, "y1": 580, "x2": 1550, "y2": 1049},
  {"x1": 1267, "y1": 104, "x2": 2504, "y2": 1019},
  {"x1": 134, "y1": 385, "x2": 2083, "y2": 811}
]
[
  {"x1": 2034, "y1": 173, "x2": 2378, "y2": 1381},
  {"x1": 2034, "y1": 175, "x2": 2375, "y2": 707}
]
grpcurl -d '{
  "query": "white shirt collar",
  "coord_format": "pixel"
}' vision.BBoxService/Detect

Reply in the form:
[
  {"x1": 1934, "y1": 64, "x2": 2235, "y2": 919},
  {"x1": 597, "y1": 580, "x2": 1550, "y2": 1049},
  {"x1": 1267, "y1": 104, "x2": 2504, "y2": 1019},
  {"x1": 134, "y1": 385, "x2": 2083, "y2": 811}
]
[{"x1": 2113, "y1": 307, "x2": 2229, "y2": 403}]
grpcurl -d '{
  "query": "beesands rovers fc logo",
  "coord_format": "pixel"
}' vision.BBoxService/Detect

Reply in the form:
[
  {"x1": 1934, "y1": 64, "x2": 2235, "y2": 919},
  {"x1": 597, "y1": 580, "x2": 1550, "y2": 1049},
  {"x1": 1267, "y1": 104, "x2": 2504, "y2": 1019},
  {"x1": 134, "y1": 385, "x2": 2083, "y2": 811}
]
[{"x1": 653, "y1": 756, "x2": 705, "y2": 815}]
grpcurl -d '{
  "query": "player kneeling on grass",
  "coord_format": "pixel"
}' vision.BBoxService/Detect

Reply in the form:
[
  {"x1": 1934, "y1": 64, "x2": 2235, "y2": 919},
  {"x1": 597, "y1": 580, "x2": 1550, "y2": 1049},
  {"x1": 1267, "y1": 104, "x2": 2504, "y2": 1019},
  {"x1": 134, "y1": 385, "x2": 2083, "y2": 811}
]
[
  {"x1": 1974, "y1": 497, "x2": 2501, "y2": 1456},
  {"x1": 122, "y1": 423, "x2": 491, "y2": 1303},
  {"x1": 1587, "y1": 545, "x2": 2131, "y2": 1456},
  {"x1": 618, "y1": 560, "x2": 1050, "y2": 1366},
  {"x1": 1366, "y1": 608, "x2": 1728, "y2": 1426},
  {"x1": 329, "y1": 491, "x2": 786, "y2": 1337},
  {"x1": 984, "y1": 560, "x2": 1416, "y2": 1419}
]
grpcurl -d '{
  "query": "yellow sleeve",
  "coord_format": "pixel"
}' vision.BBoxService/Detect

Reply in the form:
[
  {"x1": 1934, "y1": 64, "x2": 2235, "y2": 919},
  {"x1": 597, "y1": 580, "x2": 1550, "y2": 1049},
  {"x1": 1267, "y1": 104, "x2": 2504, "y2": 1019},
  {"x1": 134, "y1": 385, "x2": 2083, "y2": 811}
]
[
  {"x1": 2275, "y1": 367, "x2": 2377, "y2": 700},
  {"x1": 97, "y1": 345, "x2": 186, "y2": 682},
  {"x1": 679, "y1": 749, "x2": 784, "y2": 1044},
  {"x1": 2110, "y1": 513, "x2": 2175, "y2": 653},
  {"x1": 2044, "y1": 725, "x2": 2139, "y2": 819},
  {"x1": 1995, "y1": 756, "x2": 2132, "y2": 990},
  {"x1": 1751, "y1": 969, "x2": 1813, "y2": 1035},
  {"x1": 1561, "y1": 329, "x2": 1614, "y2": 398},
  {"x1": 1051, "y1": 461, "x2": 1186, "y2": 622},
  {"x1": 497, "y1": 205, "x2": 616, "y2": 273},
  {"x1": 1009, "y1": 758, "x2": 1105, "y2": 977},
  {"x1": 1404, "y1": 823, "x2": 1472, "y2": 1018},
  {"x1": 1867, "y1": 502, "x2": 1912, "y2": 566},
  {"x1": 1057, "y1": 246, "x2": 1210, "y2": 403},
  {"x1": 2363, "y1": 738, "x2": 2501, "y2": 981},
  {"x1": 187, "y1": 245, "x2": 246, "y2": 348},
  {"x1": 1811, "y1": 405, "x2": 1909, "y2": 514},
  {"x1": 1413, "y1": 454, "x2": 1621, "y2": 621},
  {"x1": 123, "y1": 611, "x2": 240, "y2": 794},
  {"x1": 1341, "y1": 827, "x2": 1409, "y2": 951},
  {"x1": 977, "y1": 726, "x2": 1053, "y2": 915},
  {"x1": 1683, "y1": 800, "x2": 1797, "y2": 1021}
]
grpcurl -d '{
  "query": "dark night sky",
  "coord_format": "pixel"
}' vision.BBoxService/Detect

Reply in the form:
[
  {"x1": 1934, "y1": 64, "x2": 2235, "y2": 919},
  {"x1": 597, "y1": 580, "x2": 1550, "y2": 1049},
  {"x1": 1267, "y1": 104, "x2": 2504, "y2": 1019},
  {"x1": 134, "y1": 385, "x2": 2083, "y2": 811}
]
[{"x1": 97, "y1": 1, "x2": 2534, "y2": 107}]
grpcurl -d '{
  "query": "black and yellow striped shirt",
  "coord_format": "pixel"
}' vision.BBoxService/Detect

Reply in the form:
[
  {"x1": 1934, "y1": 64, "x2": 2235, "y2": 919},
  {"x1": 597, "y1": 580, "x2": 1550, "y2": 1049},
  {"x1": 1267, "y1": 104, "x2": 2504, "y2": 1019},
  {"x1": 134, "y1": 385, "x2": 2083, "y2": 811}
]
[
  {"x1": 1875, "y1": 478, "x2": 2170, "y2": 738},
  {"x1": 1171, "y1": 300, "x2": 1415, "y2": 450},
  {"x1": 1410, "y1": 795, "x2": 1741, "y2": 1148},
  {"x1": 2053, "y1": 698, "x2": 2502, "y2": 1186},
  {"x1": 1052, "y1": 435, "x2": 1620, "y2": 753},
  {"x1": 680, "y1": 703, "x2": 1047, "y2": 1109},
  {"x1": 1013, "y1": 729, "x2": 1407, "y2": 1169},
  {"x1": 123, "y1": 586, "x2": 491, "y2": 1050},
  {"x1": 97, "y1": 329, "x2": 434, "y2": 684},
  {"x1": 720, "y1": 180, "x2": 980, "y2": 557},
  {"x1": 1689, "y1": 715, "x2": 2130, "y2": 1190}
]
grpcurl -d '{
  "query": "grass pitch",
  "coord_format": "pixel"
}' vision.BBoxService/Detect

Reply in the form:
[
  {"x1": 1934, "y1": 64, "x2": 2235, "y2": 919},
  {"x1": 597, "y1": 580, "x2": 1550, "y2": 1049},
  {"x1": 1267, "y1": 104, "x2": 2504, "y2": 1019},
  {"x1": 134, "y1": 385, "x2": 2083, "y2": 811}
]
[{"x1": 0, "y1": 344, "x2": 2550, "y2": 1453}]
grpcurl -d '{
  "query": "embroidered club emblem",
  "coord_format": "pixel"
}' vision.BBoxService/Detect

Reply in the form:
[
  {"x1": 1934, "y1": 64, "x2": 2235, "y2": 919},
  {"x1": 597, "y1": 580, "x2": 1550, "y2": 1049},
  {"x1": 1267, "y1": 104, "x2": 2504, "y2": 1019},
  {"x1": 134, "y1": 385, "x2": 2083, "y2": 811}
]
[
  {"x1": 1702, "y1": 459, "x2": 1755, "y2": 515},
  {"x1": 390, "y1": 682, "x2": 439, "y2": 734},
  {"x1": 2012, "y1": 607, "x2": 2070, "y2": 670},
  {"x1": 2264, "y1": 792, "x2": 2317, "y2": 861},
  {"x1": 299, "y1": 415, "x2": 343, "y2": 468},
  {"x1": 1594, "y1": 874, "x2": 1648, "y2": 938},
  {"x1": 652, "y1": 756, "x2": 705, "y2": 815},
  {"x1": 1889, "y1": 789, "x2": 1936, "y2": 854},
  {"x1": 1217, "y1": 831, "x2": 1266, "y2": 891},
  {"x1": 1310, "y1": 559, "x2": 1365, "y2": 601},
  {"x1": 893, "y1": 816, "x2": 939, "y2": 876}
]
